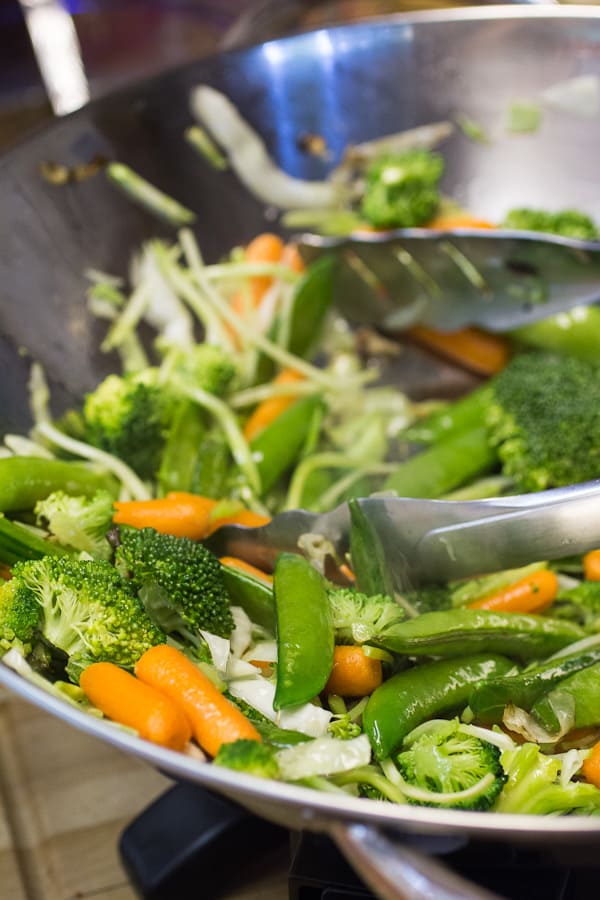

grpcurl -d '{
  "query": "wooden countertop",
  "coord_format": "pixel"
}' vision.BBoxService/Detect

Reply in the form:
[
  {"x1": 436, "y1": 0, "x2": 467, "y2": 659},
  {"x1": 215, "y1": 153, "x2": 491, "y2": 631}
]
[{"x1": 0, "y1": 687, "x2": 289, "y2": 899}]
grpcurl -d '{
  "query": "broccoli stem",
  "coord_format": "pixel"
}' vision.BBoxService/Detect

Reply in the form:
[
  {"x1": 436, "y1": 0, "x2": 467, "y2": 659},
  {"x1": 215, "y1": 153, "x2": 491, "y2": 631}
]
[{"x1": 383, "y1": 426, "x2": 497, "y2": 498}]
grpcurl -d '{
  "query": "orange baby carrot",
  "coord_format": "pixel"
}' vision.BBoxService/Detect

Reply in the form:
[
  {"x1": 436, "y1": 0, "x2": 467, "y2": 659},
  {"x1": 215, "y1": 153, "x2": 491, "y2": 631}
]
[
  {"x1": 468, "y1": 569, "x2": 559, "y2": 614},
  {"x1": 427, "y1": 213, "x2": 496, "y2": 230},
  {"x1": 584, "y1": 549, "x2": 600, "y2": 582},
  {"x1": 207, "y1": 509, "x2": 272, "y2": 535},
  {"x1": 79, "y1": 661, "x2": 192, "y2": 751},
  {"x1": 281, "y1": 242, "x2": 306, "y2": 274},
  {"x1": 407, "y1": 325, "x2": 511, "y2": 376},
  {"x1": 324, "y1": 645, "x2": 383, "y2": 697},
  {"x1": 219, "y1": 556, "x2": 273, "y2": 584},
  {"x1": 243, "y1": 368, "x2": 306, "y2": 441},
  {"x1": 135, "y1": 644, "x2": 262, "y2": 757},
  {"x1": 113, "y1": 492, "x2": 218, "y2": 540},
  {"x1": 245, "y1": 232, "x2": 285, "y2": 305},
  {"x1": 582, "y1": 739, "x2": 600, "y2": 789}
]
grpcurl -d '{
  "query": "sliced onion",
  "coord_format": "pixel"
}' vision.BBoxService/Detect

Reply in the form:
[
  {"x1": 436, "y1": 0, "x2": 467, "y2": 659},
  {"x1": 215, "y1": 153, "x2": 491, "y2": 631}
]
[{"x1": 276, "y1": 734, "x2": 371, "y2": 780}]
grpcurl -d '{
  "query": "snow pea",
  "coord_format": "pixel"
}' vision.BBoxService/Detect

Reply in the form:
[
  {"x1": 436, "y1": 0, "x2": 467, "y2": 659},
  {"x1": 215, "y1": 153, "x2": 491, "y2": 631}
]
[
  {"x1": 0, "y1": 457, "x2": 118, "y2": 512},
  {"x1": 251, "y1": 394, "x2": 324, "y2": 495},
  {"x1": 273, "y1": 553, "x2": 334, "y2": 710},
  {"x1": 157, "y1": 400, "x2": 206, "y2": 495},
  {"x1": 373, "y1": 609, "x2": 585, "y2": 662},
  {"x1": 470, "y1": 645, "x2": 600, "y2": 724},
  {"x1": 191, "y1": 431, "x2": 231, "y2": 498},
  {"x1": 531, "y1": 661, "x2": 600, "y2": 734},
  {"x1": 383, "y1": 426, "x2": 497, "y2": 498},
  {"x1": 512, "y1": 306, "x2": 600, "y2": 364},
  {"x1": 286, "y1": 256, "x2": 335, "y2": 359},
  {"x1": 220, "y1": 563, "x2": 276, "y2": 633},
  {"x1": 364, "y1": 653, "x2": 513, "y2": 759},
  {"x1": 401, "y1": 383, "x2": 494, "y2": 446},
  {"x1": 348, "y1": 499, "x2": 398, "y2": 596}
]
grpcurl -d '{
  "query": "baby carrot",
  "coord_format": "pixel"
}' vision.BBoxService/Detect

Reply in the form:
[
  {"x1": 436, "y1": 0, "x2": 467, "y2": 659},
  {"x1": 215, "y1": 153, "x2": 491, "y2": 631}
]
[
  {"x1": 584, "y1": 549, "x2": 600, "y2": 581},
  {"x1": 427, "y1": 213, "x2": 496, "y2": 230},
  {"x1": 324, "y1": 645, "x2": 383, "y2": 697},
  {"x1": 407, "y1": 325, "x2": 511, "y2": 376},
  {"x1": 219, "y1": 556, "x2": 273, "y2": 584},
  {"x1": 135, "y1": 644, "x2": 261, "y2": 757},
  {"x1": 281, "y1": 242, "x2": 306, "y2": 274},
  {"x1": 245, "y1": 232, "x2": 285, "y2": 304},
  {"x1": 243, "y1": 368, "x2": 306, "y2": 441},
  {"x1": 207, "y1": 509, "x2": 271, "y2": 535},
  {"x1": 113, "y1": 492, "x2": 218, "y2": 540},
  {"x1": 468, "y1": 569, "x2": 559, "y2": 614},
  {"x1": 582, "y1": 739, "x2": 600, "y2": 789},
  {"x1": 79, "y1": 661, "x2": 192, "y2": 751}
]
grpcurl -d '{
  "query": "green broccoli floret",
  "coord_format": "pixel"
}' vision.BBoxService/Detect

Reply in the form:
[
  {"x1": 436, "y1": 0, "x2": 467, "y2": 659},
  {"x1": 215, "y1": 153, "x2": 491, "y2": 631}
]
[
  {"x1": 395, "y1": 720, "x2": 506, "y2": 811},
  {"x1": 115, "y1": 526, "x2": 234, "y2": 639},
  {"x1": 83, "y1": 370, "x2": 171, "y2": 479},
  {"x1": 495, "y1": 742, "x2": 600, "y2": 814},
  {"x1": 407, "y1": 583, "x2": 452, "y2": 615},
  {"x1": 502, "y1": 207, "x2": 598, "y2": 240},
  {"x1": 552, "y1": 581, "x2": 600, "y2": 630},
  {"x1": 327, "y1": 588, "x2": 405, "y2": 645},
  {"x1": 360, "y1": 150, "x2": 444, "y2": 229},
  {"x1": 386, "y1": 351, "x2": 600, "y2": 498},
  {"x1": 35, "y1": 490, "x2": 115, "y2": 560},
  {"x1": 0, "y1": 576, "x2": 41, "y2": 655},
  {"x1": 213, "y1": 739, "x2": 280, "y2": 778},
  {"x1": 7, "y1": 556, "x2": 165, "y2": 681},
  {"x1": 328, "y1": 717, "x2": 363, "y2": 740},
  {"x1": 166, "y1": 344, "x2": 237, "y2": 397}
]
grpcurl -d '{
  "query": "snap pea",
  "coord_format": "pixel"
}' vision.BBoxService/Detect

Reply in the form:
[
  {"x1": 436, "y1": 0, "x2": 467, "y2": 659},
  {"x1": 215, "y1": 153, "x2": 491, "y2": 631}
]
[
  {"x1": 157, "y1": 400, "x2": 206, "y2": 495},
  {"x1": 401, "y1": 383, "x2": 494, "y2": 446},
  {"x1": 273, "y1": 553, "x2": 334, "y2": 710},
  {"x1": 364, "y1": 653, "x2": 513, "y2": 759},
  {"x1": 251, "y1": 395, "x2": 324, "y2": 495},
  {"x1": 348, "y1": 499, "x2": 397, "y2": 597},
  {"x1": 470, "y1": 645, "x2": 600, "y2": 724},
  {"x1": 190, "y1": 431, "x2": 231, "y2": 498},
  {"x1": 286, "y1": 256, "x2": 335, "y2": 359},
  {"x1": 531, "y1": 661, "x2": 600, "y2": 733},
  {"x1": 0, "y1": 458, "x2": 118, "y2": 512},
  {"x1": 220, "y1": 563, "x2": 276, "y2": 633},
  {"x1": 383, "y1": 427, "x2": 497, "y2": 498},
  {"x1": 0, "y1": 514, "x2": 68, "y2": 564},
  {"x1": 373, "y1": 609, "x2": 585, "y2": 662}
]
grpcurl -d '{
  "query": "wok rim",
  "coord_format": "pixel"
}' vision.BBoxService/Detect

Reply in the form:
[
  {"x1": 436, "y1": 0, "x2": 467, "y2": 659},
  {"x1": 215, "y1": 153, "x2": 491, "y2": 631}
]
[{"x1": 5, "y1": 2, "x2": 600, "y2": 843}]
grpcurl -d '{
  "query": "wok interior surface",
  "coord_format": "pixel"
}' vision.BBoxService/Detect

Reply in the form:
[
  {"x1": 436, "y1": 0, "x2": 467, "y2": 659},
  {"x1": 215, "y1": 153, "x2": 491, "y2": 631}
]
[{"x1": 3, "y1": 5, "x2": 600, "y2": 842}]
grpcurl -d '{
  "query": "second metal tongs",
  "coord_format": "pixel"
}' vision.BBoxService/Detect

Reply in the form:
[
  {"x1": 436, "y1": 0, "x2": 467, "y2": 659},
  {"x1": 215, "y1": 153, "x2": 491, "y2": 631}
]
[
  {"x1": 208, "y1": 480, "x2": 600, "y2": 587},
  {"x1": 299, "y1": 229, "x2": 600, "y2": 333}
]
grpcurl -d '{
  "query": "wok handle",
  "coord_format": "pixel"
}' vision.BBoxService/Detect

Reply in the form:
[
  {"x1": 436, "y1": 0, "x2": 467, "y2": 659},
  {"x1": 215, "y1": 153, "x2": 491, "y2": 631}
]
[{"x1": 328, "y1": 822, "x2": 504, "y2": 900}]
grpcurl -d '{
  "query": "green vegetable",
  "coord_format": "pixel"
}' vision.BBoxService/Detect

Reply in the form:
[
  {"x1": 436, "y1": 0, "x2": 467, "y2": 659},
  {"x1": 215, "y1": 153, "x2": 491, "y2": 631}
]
[
  {"x1": 106, "y1": 162, "x2": 197, "y2": 226},
  {"x1": 0, "y1": 576, "x2": 42, "y2": 655},
  {"x1": 552, "y1": 580, "x2": 600, "y2": 630},
  {"x1": 0, "y1": 457, "x2": 117, "y2": 513},
  {"x1": 273, "y1": 553, "x2": 334, "y2": 710},
  {"x1": 512, "y1": 306, "x2": 600, "y2": 363},
  {"x1": 348, "y1": 499, "x2": 397, "y2": 597},
  {"x1": 219, "y1": 562, "x2": 276, "y2": 634},
  {"x1": 401, "y1": 384, "x2": 494, "y2": 446},
  {"x1": 502, "y1": 207, "x2": 598, "y2": 240},
  {"x1": 286, "y1": 255, "x2": 335, "y2": 359},
  {"x1": 360, "y1": 149, "x2": 444, "y2": 228},
  {"x1": 370, "y1": 609, "x2": 585, "y2": 662},
  {"x1": 363, "y1": 654, "x2": 513, "y2": 759},
  {"x1": 34, "y1": 489, "x2": 115, "y2": 560},
  {"x1": 213, "y1": 739, "x2": 280, "y2": 778},
  {"x1": 115, "y1": 525, "x2": 234, "y2": 640},
  {"x1": 495, "y1": 742, "x2": 600, "y2": 815},
  {"x1": 531, "y1": 661, "x2": 600, "y2": 734},
  {"x1": 506, "y1": 100, "x2": 542, "y2": 134},
  {"x1": 3, "y1": 556, "x2": 165, "y2": 681},
  {"x1": 395, "y1": 719, "x2": 506, "y2": 810},
  {"x1": 0, "y1": 515, "x2": 69, "y2": 566},
  {"x1": 469, "y1": 644, "x2": 600, "y2": 723},
  {"x1": 327, "y1": 587, "x2": 405, "y2": 645},
  {"x1": 251, "y1": 394, "x2": 324, "y2": 494},
  {"x1": 157, "y1": 400, "x2": 207, "y2": 495}
]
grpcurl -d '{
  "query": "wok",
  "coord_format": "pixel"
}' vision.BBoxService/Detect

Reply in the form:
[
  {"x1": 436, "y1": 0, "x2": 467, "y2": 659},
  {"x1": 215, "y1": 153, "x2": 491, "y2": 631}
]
[{"x1": 3, "y1": 7, "x2": 600, "y2": 897}]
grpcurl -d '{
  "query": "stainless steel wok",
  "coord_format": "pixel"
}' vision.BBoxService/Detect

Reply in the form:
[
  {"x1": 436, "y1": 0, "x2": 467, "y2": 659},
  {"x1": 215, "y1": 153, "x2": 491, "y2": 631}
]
[{"x1": 3, "y1": 7, "x2": 600, "y2": 897}]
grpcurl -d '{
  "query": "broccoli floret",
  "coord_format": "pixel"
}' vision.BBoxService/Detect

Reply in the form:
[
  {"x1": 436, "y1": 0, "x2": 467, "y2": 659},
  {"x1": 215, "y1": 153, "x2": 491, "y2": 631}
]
[
  {"x1": 213, "y1": 739, "x2": 280, "y2": 778},
  {"x1": 552, "y1": 581, "x2": 600, "y2": 631},
  {"x1": 495, "y1": 742, "x2": 600, "y2": 814},
  {"x1": 115, "y1": 526, "x2": 234, "y2": 639},
  {"x1": 35, "y1": 490, "x2": 115, "y2": 560},
  {"x1": 395, "y1": 720, "x2": 506, "y2": 811},
  {"x1": 502, "y1": 207, "x2": 598, "y2": 240},
  {"x1": 328, "y1": 717, "x2": 363, "y2": 740},
  {"x1": 8, "y1": 556, "x2": 165, "y2": 681},
  {"x1": 83, "y1": 370, "x2": 171, "y2": 479},
  {"x1": 327, "y1": 588, "x2": 405, "y2": 645},
  {"x1": 488, "y1": 352, "x2": 600, "y2": 491},
  {"x1": 360, "y1": 150, "x2": 444, "y2": 229},
  {"x1": 0, "y1": 577, "x2": 41, "y2": 655},
  {"x1": 167, "y1": 344, "x2": 237, "y2": 397},
  {"x1": 407, "y1": 583, "x2": 452, "y2": 615}
]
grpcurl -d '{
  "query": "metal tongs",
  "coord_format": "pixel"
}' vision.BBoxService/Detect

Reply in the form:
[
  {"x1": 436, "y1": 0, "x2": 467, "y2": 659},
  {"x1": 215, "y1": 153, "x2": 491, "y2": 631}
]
[
  {"x1": 299, "y1": 229, "x2": 600, "y2": 333},
  {"x1": 208, "y1": 481, "x2": 600, "y2": 586}
]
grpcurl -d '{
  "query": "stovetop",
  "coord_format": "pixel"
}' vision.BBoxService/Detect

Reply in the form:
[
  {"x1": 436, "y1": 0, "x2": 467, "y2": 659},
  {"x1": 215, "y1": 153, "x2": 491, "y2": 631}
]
[{"x1": 119, "y1": 783, "x2": 600, "y2": 900}]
